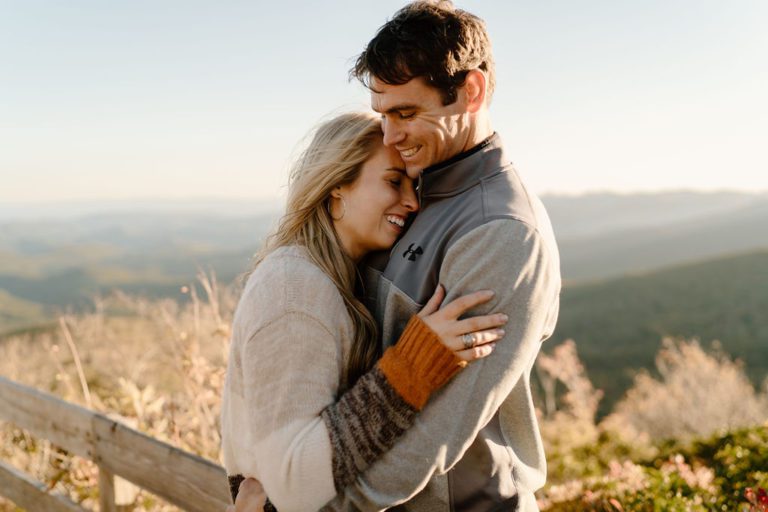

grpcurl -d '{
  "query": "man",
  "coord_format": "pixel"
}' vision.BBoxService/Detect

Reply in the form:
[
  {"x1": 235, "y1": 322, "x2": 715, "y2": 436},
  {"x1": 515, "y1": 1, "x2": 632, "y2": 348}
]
[{"x1": 234, "y1": 1, "x2": 560, "y2": 510}]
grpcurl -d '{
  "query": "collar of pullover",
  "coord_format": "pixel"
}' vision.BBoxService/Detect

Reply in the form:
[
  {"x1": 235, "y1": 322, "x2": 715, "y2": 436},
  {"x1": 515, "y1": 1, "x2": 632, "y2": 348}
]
[{"x1": 420, "y1": 133, "x2": 507, "y2": 200}]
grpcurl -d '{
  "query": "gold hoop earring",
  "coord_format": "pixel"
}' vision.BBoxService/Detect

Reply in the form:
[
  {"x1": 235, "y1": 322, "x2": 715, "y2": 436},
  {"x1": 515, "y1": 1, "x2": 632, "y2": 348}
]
[{"x1": 330, "y1": 197, "x2": 346, "y2": 221}]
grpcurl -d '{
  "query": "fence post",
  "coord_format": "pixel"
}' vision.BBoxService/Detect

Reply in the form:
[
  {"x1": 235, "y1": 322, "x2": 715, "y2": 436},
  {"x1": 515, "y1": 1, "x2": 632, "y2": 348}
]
[{"x1": 98, "y1": 465, "x2": 116, "y2": 512}]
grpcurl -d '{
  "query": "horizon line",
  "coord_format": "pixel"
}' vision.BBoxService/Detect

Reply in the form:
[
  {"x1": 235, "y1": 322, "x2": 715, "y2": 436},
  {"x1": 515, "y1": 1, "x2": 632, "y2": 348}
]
[{"x1": 2, "y1": 187, "x2": 767, "y2": 206}]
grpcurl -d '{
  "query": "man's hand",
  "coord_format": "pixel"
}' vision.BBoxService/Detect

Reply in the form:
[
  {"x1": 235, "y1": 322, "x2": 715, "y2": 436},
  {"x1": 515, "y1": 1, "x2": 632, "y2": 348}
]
[{"x1": 224, "y1": 478, "x2": 267, "y2": 512}]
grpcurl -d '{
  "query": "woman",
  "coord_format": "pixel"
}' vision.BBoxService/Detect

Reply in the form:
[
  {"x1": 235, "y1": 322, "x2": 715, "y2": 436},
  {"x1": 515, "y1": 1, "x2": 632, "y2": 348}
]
[{"x1": 220, "y1": 112, "x2": 507, "y2": 511}]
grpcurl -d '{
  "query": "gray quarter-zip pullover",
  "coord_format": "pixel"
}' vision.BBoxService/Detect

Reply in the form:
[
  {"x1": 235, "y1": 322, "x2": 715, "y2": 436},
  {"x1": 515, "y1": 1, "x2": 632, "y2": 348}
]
[{"x1": 327, "y1": 133, "x2": 561, "y2": 512}]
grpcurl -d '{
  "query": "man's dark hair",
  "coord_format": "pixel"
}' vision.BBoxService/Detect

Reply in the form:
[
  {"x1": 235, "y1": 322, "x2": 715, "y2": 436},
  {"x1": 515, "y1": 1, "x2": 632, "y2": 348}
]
[{"x1": 351, "y1": 0, "x2": 495, "y2": 106}]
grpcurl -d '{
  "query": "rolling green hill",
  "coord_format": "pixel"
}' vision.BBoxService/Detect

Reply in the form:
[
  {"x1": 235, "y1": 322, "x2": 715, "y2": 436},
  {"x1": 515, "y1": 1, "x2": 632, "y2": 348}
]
[
  {"x1": 0, "y1": 211, "x2": 275, "y2": 334},
  {"x1": 558, "y1": 196, "x2": 768, "y2": 282},
  {"x1": 0, "y1": 289, "x2": 47, "y2": 334},
  {"x1": 0, "y1": 248, "x2": 257, "y2": 334},
  {"x1": 544, "y1": 190, "x2": 764, "y2": 240},
  {"x1": 552, "y1": 250, "x2": 768, "y2": 416}
]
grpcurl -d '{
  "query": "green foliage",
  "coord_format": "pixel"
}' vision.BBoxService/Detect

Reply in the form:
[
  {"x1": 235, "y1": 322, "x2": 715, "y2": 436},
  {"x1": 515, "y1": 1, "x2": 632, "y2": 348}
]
[
  {"x1": 655, "y1": 426, "x2": 768, "y2": 509},
  {"x1": 547, "y1": 429, "x2": 654, "y2": 484},
  {"x1": 542, "y1": 425, "x2": 768, "y2": 511}
]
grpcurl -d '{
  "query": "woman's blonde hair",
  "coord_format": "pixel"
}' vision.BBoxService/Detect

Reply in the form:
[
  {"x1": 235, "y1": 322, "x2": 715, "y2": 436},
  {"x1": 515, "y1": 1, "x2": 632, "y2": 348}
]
[{"x1": 253, "y1": 111, "x2": 383, "y2": 389}]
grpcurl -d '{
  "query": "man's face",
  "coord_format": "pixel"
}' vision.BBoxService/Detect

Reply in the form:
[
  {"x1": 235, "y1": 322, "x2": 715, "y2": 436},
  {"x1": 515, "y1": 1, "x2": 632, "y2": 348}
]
[{"x1": 371, "y1": 77, "x2": 472, "y2": 179}]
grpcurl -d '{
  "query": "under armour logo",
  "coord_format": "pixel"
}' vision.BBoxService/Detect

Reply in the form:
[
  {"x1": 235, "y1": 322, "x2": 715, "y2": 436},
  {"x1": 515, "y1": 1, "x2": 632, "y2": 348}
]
[{"x1": 403, "y1": 243, "x2": 424, "y2": 261}]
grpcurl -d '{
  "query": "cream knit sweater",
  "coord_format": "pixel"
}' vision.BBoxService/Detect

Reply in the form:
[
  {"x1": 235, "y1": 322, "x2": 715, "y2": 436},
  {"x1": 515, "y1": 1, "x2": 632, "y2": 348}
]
[{"x1": 220, "y1": 246, "x2": 464, "y2": 511}]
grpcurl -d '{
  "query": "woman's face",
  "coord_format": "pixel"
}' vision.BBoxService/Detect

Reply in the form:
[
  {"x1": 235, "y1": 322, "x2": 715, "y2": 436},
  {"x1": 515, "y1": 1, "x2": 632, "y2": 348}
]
[{"x1": 331, "y1": 141, "x2": 418, "y2": 261}]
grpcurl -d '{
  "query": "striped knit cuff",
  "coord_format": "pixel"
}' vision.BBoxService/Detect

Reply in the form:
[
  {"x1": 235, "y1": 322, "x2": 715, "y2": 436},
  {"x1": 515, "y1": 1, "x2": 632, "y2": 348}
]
[
  {"x1": 321, "y1": 366, "x2": 417, "y2": 492},
  {"x1": 378, "y1": 315, "x2": 465, "y2": 410}
]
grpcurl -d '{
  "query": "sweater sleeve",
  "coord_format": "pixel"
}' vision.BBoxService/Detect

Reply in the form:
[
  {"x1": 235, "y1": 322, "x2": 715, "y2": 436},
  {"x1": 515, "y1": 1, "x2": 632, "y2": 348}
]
[{"x1": 238, "y1": 310, "x2": 463, "y2": 512}]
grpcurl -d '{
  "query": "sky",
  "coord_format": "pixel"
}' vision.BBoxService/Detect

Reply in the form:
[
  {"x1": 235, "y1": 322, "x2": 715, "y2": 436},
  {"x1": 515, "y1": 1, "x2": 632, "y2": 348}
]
[{"x1": 2, "y1": 0, "x2": 767, "y2": 204}]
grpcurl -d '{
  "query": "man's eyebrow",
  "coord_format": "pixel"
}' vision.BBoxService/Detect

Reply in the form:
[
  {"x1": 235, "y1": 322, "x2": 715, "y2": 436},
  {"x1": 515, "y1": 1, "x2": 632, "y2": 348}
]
[{"x1": 376, "y1": 104, "x2": 419, "y2": 114}]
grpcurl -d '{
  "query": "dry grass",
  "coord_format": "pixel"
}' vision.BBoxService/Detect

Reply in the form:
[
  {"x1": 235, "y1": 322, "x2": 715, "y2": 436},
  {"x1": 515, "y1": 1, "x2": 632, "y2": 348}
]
[{"x1": 0, "y1": 271, "x2": 239, "y2": 511}]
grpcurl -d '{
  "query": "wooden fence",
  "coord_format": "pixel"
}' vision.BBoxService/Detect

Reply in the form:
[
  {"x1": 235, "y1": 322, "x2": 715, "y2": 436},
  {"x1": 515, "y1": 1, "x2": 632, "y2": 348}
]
[{"x1": 0, "y1": 376, "x2": 231, "y2": 511}]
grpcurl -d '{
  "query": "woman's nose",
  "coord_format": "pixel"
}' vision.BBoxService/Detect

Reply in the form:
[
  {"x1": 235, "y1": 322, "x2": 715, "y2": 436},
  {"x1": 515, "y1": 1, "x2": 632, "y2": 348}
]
[{"x1": 402, "y1": 186, "x2": 419, "y2": 213}]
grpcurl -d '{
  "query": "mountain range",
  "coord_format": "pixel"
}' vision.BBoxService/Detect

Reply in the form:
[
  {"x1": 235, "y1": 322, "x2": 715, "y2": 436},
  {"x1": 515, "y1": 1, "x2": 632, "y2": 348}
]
[{"x1": 1, "y1": 191, "x2": 767, "y2": 412}]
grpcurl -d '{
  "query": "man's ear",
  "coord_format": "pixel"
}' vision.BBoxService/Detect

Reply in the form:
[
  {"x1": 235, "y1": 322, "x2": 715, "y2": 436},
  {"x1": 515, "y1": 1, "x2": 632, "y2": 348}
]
[{"x1": 463, "y1": 69, "x2": 487, "y2": 114}]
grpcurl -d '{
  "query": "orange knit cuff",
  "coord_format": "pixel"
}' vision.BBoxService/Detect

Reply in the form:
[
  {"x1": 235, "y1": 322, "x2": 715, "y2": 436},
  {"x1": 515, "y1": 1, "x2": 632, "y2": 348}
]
[{"x1": 377, "y1": 315, "x2": 465, "y2": 410}]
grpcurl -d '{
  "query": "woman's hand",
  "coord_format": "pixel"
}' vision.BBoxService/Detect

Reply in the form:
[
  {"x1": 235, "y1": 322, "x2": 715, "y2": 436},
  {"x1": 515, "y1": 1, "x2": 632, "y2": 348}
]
[
  {"x1": 418, "y1": 285, "x2": 508, "y2": 362},
  {"x1": 225, "y1": 478, "x2": 266, "y2": 512}
]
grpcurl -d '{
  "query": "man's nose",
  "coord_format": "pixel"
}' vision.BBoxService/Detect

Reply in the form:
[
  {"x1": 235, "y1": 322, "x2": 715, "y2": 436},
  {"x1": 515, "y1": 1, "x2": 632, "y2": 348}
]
[{"x1": 382, "y1": 118, "x2": 405, "y2": 147}]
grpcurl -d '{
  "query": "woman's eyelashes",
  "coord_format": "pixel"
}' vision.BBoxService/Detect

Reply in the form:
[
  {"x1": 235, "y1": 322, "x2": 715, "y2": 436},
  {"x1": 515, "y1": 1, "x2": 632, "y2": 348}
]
[{"x1": 384, "y1": 171, "x2": 404, "y2": 188}]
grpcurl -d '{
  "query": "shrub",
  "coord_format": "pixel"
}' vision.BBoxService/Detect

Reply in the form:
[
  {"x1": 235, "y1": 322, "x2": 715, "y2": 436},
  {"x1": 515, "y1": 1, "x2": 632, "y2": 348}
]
[{"x1": 606, "y1": 338, "x2": 768, "y2": 442}]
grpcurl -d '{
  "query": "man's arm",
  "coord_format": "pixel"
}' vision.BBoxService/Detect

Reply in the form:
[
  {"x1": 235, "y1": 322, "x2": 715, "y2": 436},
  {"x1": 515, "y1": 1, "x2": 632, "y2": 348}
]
[{"x1": 326, "y1": 219, "x2": 560, "y2": 510}]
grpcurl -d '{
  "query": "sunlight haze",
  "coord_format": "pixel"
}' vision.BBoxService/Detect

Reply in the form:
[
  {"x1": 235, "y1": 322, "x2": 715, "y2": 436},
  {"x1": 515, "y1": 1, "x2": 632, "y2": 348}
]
[{"x1": 2, "y1": 0, "x2": 766, "y2": 203}]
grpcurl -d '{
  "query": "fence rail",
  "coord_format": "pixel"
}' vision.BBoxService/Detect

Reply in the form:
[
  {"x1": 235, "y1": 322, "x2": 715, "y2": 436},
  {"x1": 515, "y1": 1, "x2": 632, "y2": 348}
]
[{"x1": 0, "y1": 375, "x2": 230, "y2": 511}]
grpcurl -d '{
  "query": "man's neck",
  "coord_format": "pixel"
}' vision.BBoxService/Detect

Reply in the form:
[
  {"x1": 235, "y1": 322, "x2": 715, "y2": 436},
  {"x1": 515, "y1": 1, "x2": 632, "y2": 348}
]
[
  {"x1": 461, "y1": 118, "x2": 494, "y2": 154},
  {"x1": 424, "y1": 132, "x2": 496, "y2": 175},
  {"x1": 462, "y1": 107, "x2": 493, "y2": 152}
]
